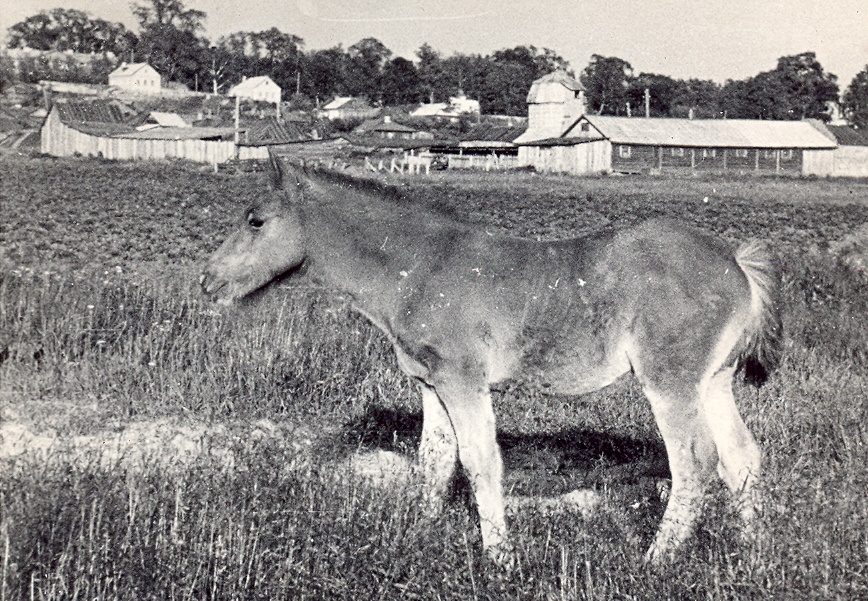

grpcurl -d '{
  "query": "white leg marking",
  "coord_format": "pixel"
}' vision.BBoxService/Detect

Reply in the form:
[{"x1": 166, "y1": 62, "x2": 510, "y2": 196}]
[{"x1": 418, "y1": 384, "x2": 458, "y2": 513}]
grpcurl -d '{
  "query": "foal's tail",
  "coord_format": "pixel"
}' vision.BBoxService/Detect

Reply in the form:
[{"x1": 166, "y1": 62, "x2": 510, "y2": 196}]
[{"x1": 733, "y1": 240, "x2": 783, "y2": 386}]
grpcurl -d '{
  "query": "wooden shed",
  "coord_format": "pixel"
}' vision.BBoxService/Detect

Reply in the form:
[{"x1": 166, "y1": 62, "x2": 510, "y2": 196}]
[{"x1": 519, "y1": 115, "x2": 838, "y2": 177}]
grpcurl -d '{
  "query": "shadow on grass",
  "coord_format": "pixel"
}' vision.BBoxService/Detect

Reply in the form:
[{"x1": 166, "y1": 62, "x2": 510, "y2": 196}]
[{"x1": 334, "y1": 405, "x2": 669, "y2": 496}]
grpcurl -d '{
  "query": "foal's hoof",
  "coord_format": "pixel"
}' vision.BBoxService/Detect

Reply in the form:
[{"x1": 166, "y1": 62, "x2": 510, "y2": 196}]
[{"x1": 485, "y1": 541, "x2": 517, "y2": 572}]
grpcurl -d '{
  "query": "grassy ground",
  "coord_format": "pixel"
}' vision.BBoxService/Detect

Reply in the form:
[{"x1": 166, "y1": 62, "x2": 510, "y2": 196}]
[{"x1": 1, "y1": 155, "x2": 866, "y2": 599}]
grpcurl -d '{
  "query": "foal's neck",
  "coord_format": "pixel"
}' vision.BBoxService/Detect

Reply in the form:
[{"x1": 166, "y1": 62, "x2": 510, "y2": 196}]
[{"x1": 300, "y1": 187, "x2": 457, "y2": 313}]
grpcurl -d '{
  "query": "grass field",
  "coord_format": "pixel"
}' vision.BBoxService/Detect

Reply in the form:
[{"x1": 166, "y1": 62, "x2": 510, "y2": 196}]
[{"x1": 1, "y1": 154, "x2": 866, "y2": 599}]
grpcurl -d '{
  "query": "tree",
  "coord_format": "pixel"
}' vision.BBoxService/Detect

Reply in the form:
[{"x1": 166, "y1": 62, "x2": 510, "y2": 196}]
[
  {"x1": 132, "y1": 0, "x2": 209, "y2": 86},
  {"x1": 720, "y1": 52, "x2": 838, "y2": 121},
  {"x1": 672, "y1": 79, "x2": 722, "y2": 118},
  {"x1": 774, "y1": 52, "x2": 839, "y2": 120},
  {"x1": 7, "y1": 8, "x2": 135, "y2": 55},
  {"x1": 581, "y1": 55, "x2": 634, "y2": 115},
  {"x1": 302, "y1": 45, "x2": 347, "y2": 102},
  {"x1": 626, "y1": 73, "x2": 681, "y2": 117},
  {"x1": 416, "y1": 43, "x2": 447, "y2": 103},
  {"x1": 380, "y1": 57, "x2": 420, "y2": 105},
  {"x1": 842, "y1": 65, "x2": 868, "y2": 128},
  {"x1": 345, "y1": 37, "x2": 391, "y2": 100}
]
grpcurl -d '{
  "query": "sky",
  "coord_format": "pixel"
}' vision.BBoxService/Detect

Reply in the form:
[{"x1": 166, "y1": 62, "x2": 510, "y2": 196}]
[{"x1": 2, "y1": 0, "x2": 867, "y2": 87}]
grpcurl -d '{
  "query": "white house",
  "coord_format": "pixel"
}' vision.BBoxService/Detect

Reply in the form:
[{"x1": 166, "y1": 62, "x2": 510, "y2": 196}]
[
  {"x1": 411, "y1": 92, "x2": 481, "y2": 121},
  {"x1": 108, "y1": 63, "x2": 161, "y2": 92},
  {"x1": 228, "y1": 76, "x2": 282, "y2": 104}
]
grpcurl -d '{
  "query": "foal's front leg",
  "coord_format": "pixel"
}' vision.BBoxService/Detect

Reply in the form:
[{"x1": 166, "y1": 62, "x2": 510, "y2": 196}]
[
  {"x1": 434, "y1": 374, "x2": 510, "y2": 562},
  {"x1": 418, "y1": 383, "x2": 458, "y2": 513}
]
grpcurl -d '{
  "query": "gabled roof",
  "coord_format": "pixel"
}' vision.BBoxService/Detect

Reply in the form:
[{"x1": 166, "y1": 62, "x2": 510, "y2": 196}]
[
  {"x1": 552, "y1": 116, "x2": 838, "y2": 149},
  {"x1": 526, "y1": 70, "x2": 585, "y2": 103},
  {"x1": 109, "y1": 63, "x2": 158, "y2": 78},
  {"x1": 322, "y1": 96, "x2": 372, "y2": 111},
  {"x1": 228, "y1": 75, "x2": 280, "y2": 95}
]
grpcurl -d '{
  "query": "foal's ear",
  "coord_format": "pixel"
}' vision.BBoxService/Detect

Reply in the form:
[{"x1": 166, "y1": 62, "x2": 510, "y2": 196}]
[{"x1": 267, "y1": 150, "x2": 310, "y2": 193}]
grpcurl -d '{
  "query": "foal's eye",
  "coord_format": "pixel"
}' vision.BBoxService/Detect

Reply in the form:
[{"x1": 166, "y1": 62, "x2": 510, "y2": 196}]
[{"x1": 246, "y1": 211, "x2": 265, "y2": 229}]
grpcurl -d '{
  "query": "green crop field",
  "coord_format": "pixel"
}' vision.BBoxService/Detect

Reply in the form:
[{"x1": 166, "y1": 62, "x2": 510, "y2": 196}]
[{"x1": 1, "y1": 154, "x2": 866, "y2": 600}]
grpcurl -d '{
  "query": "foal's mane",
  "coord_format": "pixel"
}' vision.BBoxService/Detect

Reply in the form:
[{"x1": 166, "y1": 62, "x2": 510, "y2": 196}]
[{"x1": 296, "y1": 162, "x2": 466, "y2": 226}]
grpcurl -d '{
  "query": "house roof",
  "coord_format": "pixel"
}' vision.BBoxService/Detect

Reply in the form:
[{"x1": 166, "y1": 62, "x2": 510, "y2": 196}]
[
  {"x1": 543, "y1": 116, "x2": 838, "y2": 149},
  {"x1": 355, "y1": 117, "x2": 417, "y2": 133},
  {"x1": 228, "y1": 76, "x2": 280, "y2": 96},
  {"x1": 825, "y1": 125, "x2": 868, "y2": 147},
  {"x1": 109, "y1": 63, "x2": 157, "y2": 78},
  {"x1": 322, "y1": 96, "x2": 372, "y2": 111}
]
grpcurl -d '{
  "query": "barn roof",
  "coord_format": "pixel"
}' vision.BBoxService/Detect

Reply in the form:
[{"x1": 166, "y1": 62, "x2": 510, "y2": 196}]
[
  {"x1": 242, "y1": 117, "x2": 311, "y2": 146},
  {"x1": 56, "y1": 100, "x2": 128, "y2": 125},
  {"x1": 550, "y1": 116, "x2": 838, "y2": 149},
  {"x1": 145, "y1": 111, "x2": 189, "y2": 128},
  {"x1": 825, "y1": 125, "x2": 868, "y2": 146},
  {"x1": 526, "y1": 70, "x2": 585, "y2": 103}
]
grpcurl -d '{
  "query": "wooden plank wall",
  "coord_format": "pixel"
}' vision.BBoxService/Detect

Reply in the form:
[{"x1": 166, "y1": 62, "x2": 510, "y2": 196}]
[{"x1": 42, "y1": 109, "x2": 236, "y2": 164}]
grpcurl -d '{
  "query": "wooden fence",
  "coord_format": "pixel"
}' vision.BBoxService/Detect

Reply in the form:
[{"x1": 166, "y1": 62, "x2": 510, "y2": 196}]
[{"x1": 447, "y1": 154, "x2": 519, "y2": 170}]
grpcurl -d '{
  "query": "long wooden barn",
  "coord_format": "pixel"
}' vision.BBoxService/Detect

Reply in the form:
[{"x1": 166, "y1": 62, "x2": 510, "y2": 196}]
[{"x1": 518, "y1": 115, "x2": 839, "y2": 177}]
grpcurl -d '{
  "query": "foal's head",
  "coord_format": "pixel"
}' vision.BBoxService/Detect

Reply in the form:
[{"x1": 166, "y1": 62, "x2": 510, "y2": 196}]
[{"x1": 201, "y1": 154, "x2": 308, "y2": 304}]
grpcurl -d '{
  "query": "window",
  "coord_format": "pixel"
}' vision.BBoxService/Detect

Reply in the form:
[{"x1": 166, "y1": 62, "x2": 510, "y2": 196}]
[
  {"x1": 781, "y1": 149, "x2": 794, "y2": 161},
  {"x1": 734, "y1": 148, "x2": 749, "y2": 158},
  {"x1": 580, "y1": 122, "x2": 590, "y2": 132},
  {"x1": 764, "y1": 150, "x2": 777, "y2": 159},
  {"x1": 619, "y1": 145, "x2": 632, "y2": 158},
  {"x1": 670, "y1": 147, "x2": 685, "y2": 157},
  {"x1": 702, "y1": 148, "x2": 717, "y2": 158}
]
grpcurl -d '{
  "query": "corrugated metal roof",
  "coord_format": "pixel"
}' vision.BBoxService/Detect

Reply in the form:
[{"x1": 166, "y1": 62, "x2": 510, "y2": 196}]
[
  {"x1": 56, "y1": 101, "x2": 128, "y2": 124},
  {"x1": 826, "y1": 125, "x2": 868, "y2": 147},
  {"x1": 562, "y1": 116, "x2": 837, "y2": 149}
]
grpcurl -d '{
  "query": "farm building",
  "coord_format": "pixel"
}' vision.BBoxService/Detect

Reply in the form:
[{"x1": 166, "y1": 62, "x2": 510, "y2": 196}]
[
  {"x1": 824, "y1": 126, "x2": 868, "y2": 178},
  {"x1": 228, "y1": 76, "x2": 282, "y2": 104},
  {"x1": 518, "y1": 115, "x2": 839, "y2": 177},
  {"x1": 42, "y1": 100, "x2": 236, "y2": 163},
  {"x1": 319, "y1": 97, "x2": 381, "y2": 121},
  {"x1": 108, "y1": 63, "x2": 161, "y2": 92},
  {"x1": 443, "y1": 123, "x2": 528, "y2": 170},
  {"x1": 514, "y1": 70, "x2": 586, "y2": 144},
  {"x1": 353, "y1": 116, "x2": 431, "y2": 140}
]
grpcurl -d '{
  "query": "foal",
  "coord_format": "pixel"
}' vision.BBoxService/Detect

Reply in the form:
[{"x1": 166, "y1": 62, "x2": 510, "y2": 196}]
[{"x1": 201, "y1": 155, "x2": 782, "y2": 564}]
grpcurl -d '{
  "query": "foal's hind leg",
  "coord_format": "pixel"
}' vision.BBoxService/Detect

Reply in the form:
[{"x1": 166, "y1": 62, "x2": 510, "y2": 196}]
[
  {"x1": 641, "y1": 384, "x2": 718, "y2": 564},
  {"x1": 701, "y1": 368, "x2": 762, "y2": 531},
  {"x1": 418, "y1": 383, "x2": 458, "y2": 513}
]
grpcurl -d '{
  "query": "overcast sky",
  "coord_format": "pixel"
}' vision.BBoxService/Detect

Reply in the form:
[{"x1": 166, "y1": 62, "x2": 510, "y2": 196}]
[{"x1": 2, "y1": 0, "x2": 866, "y2": 87}]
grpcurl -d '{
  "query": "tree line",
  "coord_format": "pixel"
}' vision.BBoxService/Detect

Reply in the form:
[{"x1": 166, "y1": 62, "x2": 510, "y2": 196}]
[{"x1": 3, "y1": 1, "x2": 867, "y2": 127}]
